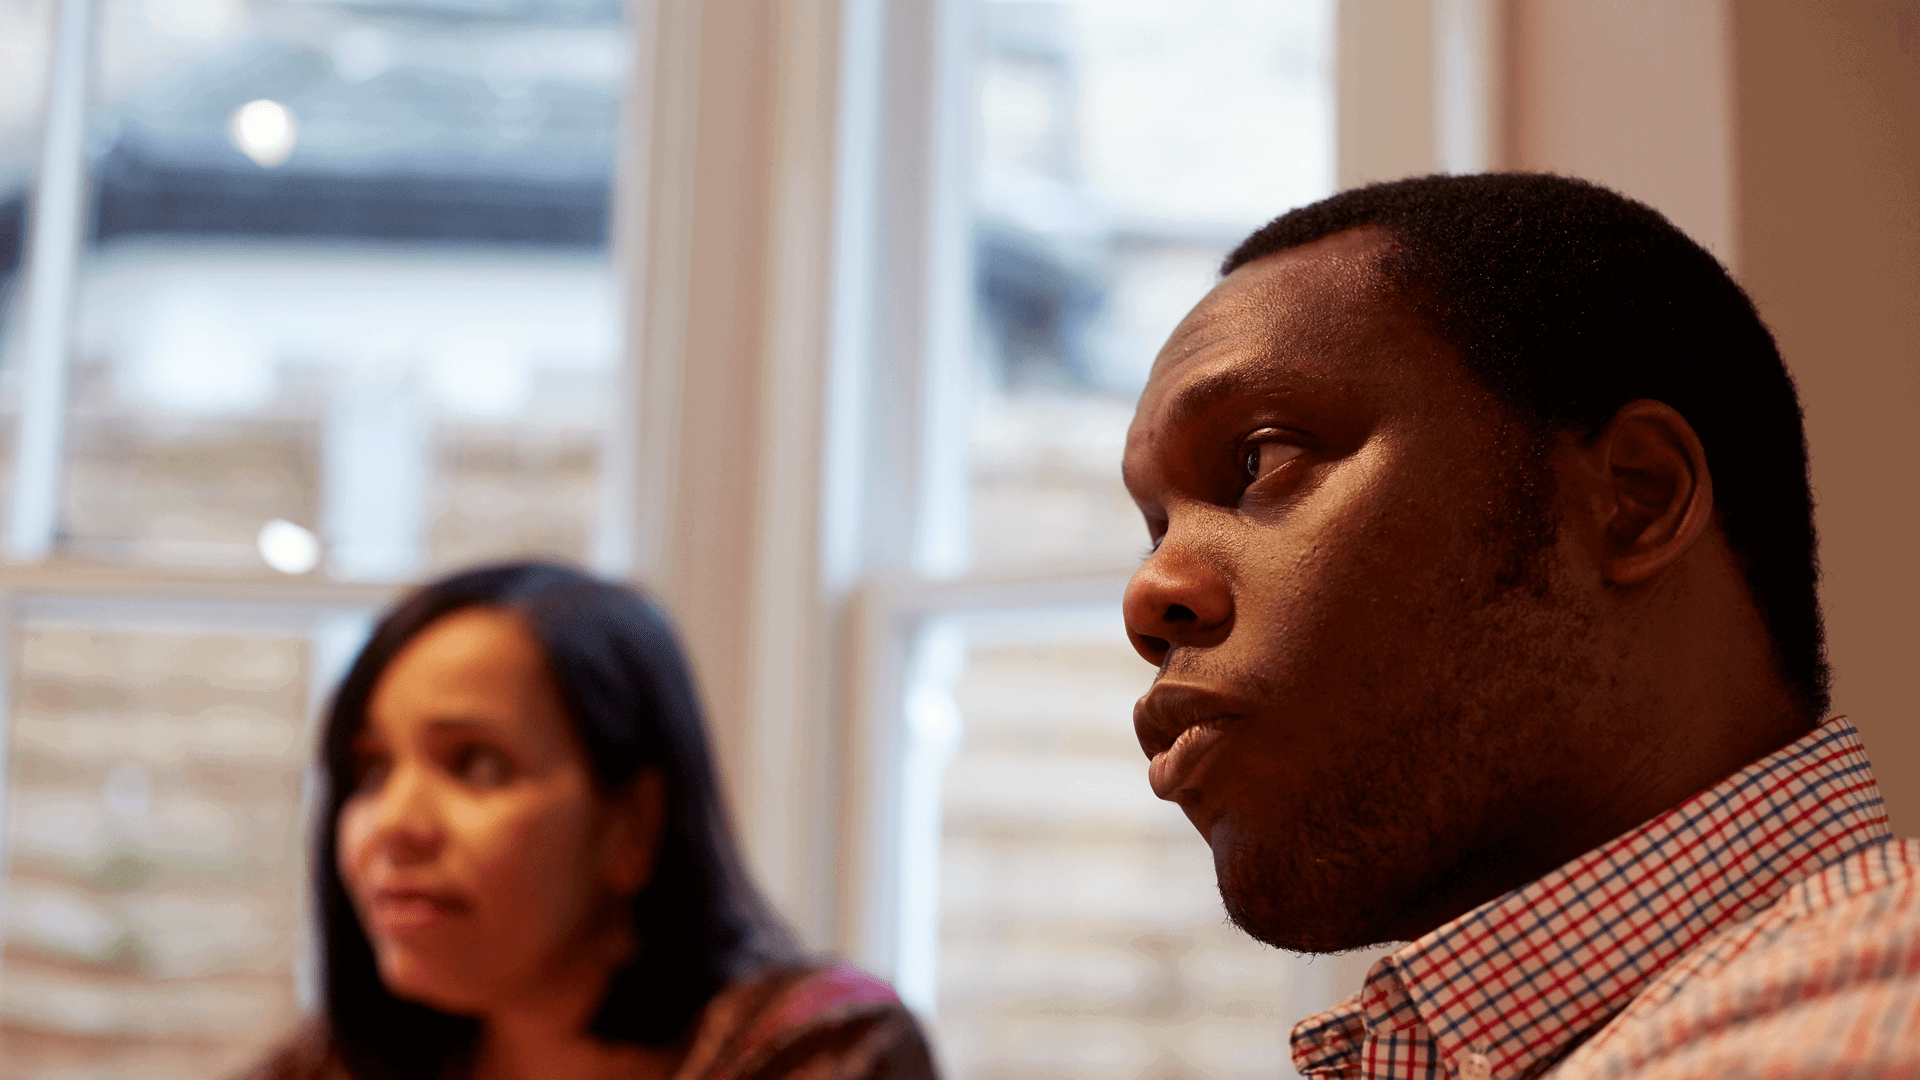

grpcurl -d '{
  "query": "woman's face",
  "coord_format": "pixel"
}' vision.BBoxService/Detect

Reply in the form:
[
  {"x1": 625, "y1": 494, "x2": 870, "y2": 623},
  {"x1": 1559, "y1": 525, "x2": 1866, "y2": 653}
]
[{"x1": 337, "y1": 606, "x2": 654, "y2": 1015}]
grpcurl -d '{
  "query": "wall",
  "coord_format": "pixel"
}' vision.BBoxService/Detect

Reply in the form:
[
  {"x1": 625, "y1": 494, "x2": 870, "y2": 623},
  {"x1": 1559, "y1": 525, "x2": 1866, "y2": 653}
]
[
  {"x1": 1338, "y1": 0, "x2": 1436, "y2": 186},
  {"x1": 1348, "y1": 0, "x2": 1737, "y2": 264},
  {"x1": 1505, "y1": 0, "x2": 1738, "y2": 265},
  {"x1": 1734, "y1": 0, "x2": 1920, "y2": 831}
]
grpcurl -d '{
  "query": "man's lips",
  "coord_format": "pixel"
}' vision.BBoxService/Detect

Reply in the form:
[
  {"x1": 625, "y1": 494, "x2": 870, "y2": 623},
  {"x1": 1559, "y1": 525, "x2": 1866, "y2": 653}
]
[{"x1": 1134, "y1": 682, "x2": 1247, "y2": 802}]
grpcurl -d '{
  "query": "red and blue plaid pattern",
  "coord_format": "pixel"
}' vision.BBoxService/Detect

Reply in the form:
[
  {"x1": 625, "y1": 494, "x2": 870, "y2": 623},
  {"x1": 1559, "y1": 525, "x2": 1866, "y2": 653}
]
[
  {"x1": 1291, "y1": 717, "x2": 1896, "y2": 1080},
  {"x1": 1558, "y1": 834, "x2": 1920, "y2": 1078}
]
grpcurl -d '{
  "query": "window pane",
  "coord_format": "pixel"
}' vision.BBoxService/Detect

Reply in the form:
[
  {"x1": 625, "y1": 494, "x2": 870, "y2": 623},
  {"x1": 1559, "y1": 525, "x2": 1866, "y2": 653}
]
[
  {"x1": 0, "y1": 0, "x2": 57, "y2": 510},
  {"x1": 54, "y1": 0, "x2": 625, "y2": 579},
  {"x1": 0, "y1": 617, "x2": 321, "y2": 1078},
  {"x1": 933, "y1": 615, "x2": 1337, "y2": 1080},
  {"x1": 969, "y1": 0, "x2": 1333, "y2": 572}
]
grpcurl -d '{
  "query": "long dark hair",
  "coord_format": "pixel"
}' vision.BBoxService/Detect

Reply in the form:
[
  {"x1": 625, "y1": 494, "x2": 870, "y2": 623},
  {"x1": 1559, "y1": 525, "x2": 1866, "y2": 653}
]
[{"x1": 314, "y1": 561, "x2": 799, "y2": 1079}]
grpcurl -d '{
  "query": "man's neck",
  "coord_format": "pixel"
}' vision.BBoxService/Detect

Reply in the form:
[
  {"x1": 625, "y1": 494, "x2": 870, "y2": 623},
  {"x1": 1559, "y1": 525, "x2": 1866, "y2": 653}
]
[{"x1": 1379, "y1": 592, "x2": 1813, "y2": 947}]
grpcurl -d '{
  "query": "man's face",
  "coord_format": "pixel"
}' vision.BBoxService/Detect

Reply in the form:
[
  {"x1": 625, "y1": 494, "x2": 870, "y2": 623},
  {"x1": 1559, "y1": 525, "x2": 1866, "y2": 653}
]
[{"x1": 1121, "y1": 228, "x2": 1604, "y2": 952}]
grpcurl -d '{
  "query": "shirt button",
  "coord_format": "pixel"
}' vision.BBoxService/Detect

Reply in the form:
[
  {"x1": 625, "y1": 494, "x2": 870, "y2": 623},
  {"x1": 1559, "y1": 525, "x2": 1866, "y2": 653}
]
[{"x1": 1456, "y1": 1051, "x2": 1492, "y2": 1080}]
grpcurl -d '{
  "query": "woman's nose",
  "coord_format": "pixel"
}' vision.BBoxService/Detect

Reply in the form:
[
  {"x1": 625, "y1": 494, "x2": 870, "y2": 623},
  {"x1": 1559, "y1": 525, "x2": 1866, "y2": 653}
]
[
  {"x1": 1122, "y1": 534, "x2": 1232, "y2": 667},
  {"x1": 365, "y1": 767, "x2": 445, "y2": 865}
]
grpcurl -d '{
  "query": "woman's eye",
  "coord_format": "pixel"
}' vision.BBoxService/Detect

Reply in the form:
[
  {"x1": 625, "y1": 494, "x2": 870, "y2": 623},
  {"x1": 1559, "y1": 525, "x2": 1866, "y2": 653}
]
[
  {"x1": 350, "y1": 753, "x2": 390, "y2": 794},
  {"x1": 451, "y1": 745, "x2": 512, "y2": 787},
  {"x1": 1242, "y1": 440, "x2": 1304, "y2": 484}
]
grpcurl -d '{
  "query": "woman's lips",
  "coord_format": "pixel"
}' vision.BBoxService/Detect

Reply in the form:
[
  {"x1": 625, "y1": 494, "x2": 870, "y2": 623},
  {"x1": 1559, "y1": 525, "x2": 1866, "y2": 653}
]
[
  {"x1": 1146, "y1": 717, "x2": 1231, "y2": 801},
  {"x1": 366, "y1": 891, "x2": 465, "y2": 935}
]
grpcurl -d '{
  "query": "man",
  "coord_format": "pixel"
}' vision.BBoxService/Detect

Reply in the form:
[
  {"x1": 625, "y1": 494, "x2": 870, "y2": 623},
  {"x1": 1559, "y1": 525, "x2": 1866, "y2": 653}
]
[{"x1": 1121, "y1": 174, "x2": 1917, "y2": 1079}]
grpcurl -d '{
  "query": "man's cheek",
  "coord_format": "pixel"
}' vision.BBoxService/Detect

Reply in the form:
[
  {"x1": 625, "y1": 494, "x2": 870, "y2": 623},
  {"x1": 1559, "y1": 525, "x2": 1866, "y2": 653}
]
[
  {"x1": 1205, "y1": 814, "x2": 1288, "y2": 901},
  {"x1": 1200, "y1": 769, "x2": 1287, "y2": 855}
]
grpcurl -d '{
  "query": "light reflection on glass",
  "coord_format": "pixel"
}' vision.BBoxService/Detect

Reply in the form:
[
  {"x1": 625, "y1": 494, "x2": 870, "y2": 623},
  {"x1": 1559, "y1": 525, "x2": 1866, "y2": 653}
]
[{"x1": 227, "y1": 99, "x2": 298, "y2": 168}]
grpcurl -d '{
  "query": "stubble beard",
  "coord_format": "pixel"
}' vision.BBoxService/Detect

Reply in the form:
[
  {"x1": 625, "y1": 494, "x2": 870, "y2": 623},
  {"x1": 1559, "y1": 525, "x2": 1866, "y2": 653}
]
[{"x1": 1214, "y1": 434, "x2": 1600, "y2": 954}]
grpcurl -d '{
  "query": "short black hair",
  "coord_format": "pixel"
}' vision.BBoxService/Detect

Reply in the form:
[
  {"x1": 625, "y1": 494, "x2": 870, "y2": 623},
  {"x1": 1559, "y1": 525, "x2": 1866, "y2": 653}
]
[
  {"x1": 1224, "y1": 173, "x2": 1828, "y2": 718},
  {"x1": 315, "y1": 561, "x2": 799, "y2": 1080}
]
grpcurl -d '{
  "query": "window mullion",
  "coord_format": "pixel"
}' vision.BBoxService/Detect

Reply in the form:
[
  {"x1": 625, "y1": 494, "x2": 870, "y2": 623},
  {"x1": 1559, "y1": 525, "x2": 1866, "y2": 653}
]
[{"x1": 7, "y1": 0, "x2": 98, "y2": 563}]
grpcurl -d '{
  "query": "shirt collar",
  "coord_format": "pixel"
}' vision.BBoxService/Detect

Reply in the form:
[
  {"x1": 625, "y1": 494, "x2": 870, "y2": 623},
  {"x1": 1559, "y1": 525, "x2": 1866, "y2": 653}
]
[{"x1": 1292, "y1": 716, "x2": 1890, "y2": 1079}]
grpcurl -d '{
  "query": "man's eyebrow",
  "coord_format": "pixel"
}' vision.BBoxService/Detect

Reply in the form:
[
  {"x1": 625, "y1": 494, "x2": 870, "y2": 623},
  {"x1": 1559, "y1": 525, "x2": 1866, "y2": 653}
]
[
  {"x1": 1121, "y1": 368, "x2": 1286, "y2": 500},
  {"x1": 1160, "y1": 364, "x2": 1324, "y2": 430}
]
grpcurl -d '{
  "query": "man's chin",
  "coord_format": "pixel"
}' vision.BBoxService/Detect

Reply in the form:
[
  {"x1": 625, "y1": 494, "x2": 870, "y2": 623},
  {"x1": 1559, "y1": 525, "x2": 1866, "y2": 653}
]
[
  {"x1": 1223, "y1": 896, "x2": 1350, "y2": 953},
  {"x1": 1217, "y1": 865, "x2": 1402, "y2": 954}
]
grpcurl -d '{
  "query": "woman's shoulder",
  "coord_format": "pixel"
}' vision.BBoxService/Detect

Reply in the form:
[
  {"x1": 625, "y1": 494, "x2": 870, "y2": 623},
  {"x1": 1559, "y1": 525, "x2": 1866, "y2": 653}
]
[
  {"x1": 232, "y1": 1020, "x2": 350, "y2": 1080},
  {"x1": 679, "y1": 960, "x2": 937, "y2": 1080},
  {"x1": 745, "y1": 961, "x2": 904, "y2": 1029}
]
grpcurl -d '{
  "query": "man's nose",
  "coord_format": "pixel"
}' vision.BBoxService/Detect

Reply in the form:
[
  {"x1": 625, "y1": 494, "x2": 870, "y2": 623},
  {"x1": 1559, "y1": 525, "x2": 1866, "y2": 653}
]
[{"x1": 1122, "y1": 534, "x2": 1232, "y2": 667}]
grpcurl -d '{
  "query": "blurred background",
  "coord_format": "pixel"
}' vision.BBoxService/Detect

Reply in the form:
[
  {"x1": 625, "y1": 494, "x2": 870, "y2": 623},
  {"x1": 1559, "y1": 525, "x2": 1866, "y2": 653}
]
[{"x1": 0, "y1": 0, "x2": 1913, "y2": 1077}]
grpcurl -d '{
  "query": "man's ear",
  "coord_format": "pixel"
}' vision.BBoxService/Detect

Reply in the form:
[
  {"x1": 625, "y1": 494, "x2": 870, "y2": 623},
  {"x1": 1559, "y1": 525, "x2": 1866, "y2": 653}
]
[
  {"x1": 1577, "y1": 399, "x2": 1716, "y2": 586},
  {"x1": 603, "y1": 767, "x2": 666, "y2": 898}
]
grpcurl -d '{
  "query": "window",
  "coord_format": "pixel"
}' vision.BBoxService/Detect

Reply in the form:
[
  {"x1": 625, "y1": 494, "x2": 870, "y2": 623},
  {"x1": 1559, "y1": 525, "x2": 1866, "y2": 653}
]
[
  {"x1": 0, "y1": 0, "x2": 56, "y2": 488},
  {"x1": 0, "y1": 596, "x2": 371, "y2": 1078},
  {"x1": 875, "y1": 2, "x2": 1341, "y2": 1076},
  {"x1": 0, "y1": 0, "x2": 628, "y2": 1069},
  {"x1": 966, "y1": 0, "x2": 1333, "y2": 574},
  {"x1": 41, "y1": 0, "x2": 627, "y2": 577}
]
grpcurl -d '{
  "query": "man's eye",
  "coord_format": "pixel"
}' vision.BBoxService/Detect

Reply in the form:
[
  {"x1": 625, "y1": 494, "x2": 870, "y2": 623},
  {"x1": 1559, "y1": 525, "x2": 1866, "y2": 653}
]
[
  {"x1": 451, "y1": 745, "x2": 512, "y2": 788},
  {"x1": 1242, "y1": 440, "x2": 1304, "y2": 483}
]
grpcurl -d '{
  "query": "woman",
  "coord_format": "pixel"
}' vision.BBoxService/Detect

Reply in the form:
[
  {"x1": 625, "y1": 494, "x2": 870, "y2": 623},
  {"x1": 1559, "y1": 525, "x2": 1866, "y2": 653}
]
[{"x1": 250, "y1": 561, "x2": 936, "y2": 1080}]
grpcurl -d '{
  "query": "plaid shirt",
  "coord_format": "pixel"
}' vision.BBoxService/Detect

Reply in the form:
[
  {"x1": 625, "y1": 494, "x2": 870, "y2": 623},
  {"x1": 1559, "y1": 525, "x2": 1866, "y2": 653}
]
[{"x1": 1291, "y1": 717, "x2": 1920, "y2": 1080}]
